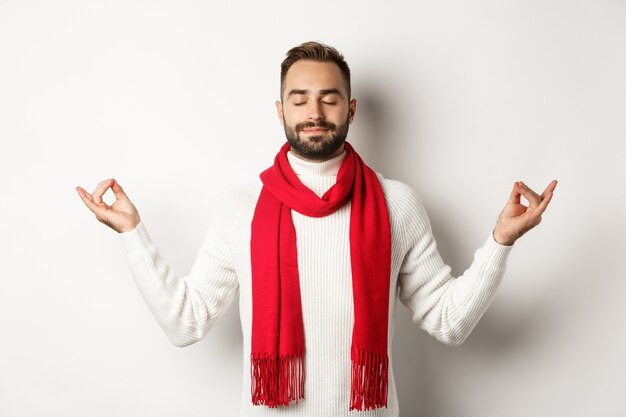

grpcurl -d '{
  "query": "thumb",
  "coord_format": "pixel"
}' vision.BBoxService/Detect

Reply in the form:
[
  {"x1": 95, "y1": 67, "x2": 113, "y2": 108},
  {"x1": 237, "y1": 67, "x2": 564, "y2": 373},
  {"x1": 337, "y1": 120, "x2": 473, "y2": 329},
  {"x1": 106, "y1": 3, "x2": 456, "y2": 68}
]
[
  {"x1": 508, "y1": 181, "x2": 521, "y2": 204},
  {"x1": 111, "y1": 178, "x2": 129, "y2": 200}
]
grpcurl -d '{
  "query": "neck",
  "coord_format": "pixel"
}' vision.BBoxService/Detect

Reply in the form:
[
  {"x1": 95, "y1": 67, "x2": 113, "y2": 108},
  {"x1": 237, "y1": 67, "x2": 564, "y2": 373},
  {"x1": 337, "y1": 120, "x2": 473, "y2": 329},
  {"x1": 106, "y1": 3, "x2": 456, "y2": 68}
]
[{"x1": 289, "y1": 144, "x2": 345, "y2": 163}]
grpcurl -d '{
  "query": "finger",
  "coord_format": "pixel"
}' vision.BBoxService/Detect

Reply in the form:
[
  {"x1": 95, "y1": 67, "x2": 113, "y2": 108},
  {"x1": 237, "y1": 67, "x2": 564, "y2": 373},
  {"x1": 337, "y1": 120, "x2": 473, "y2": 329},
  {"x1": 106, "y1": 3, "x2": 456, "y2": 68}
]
[
  {"x1": 91, "y1": 178, "x2": 114, "y2": 205},
  {"x1": 110, "y1": 178, "x2": 129, "y2": 200},
  {"x1": 519, "y1": 181, "x2": 542, "y2": 208},
  {"x1": 76, "y1": 186, "x2": 107, "y2": 216},
  {"x1": 76, "y1": 186, "x2": 92, "y2": 202},
  {"x1": 537, "y1": 189, "x2": 554, "y2": 214},
  {"x1": 540, "y1": 179, "x2": 558, "y2": 199},
  {"x1": 508, "y1": 181, "x2": 521, "y2": 204}
]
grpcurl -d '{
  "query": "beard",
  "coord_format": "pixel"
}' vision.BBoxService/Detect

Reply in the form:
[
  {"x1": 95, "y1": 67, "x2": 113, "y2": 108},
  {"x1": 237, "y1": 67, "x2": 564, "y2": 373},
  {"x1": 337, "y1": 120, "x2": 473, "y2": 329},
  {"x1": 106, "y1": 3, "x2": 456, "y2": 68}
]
[{"x1": 283, "y1": 113, "x2": 350, "y2": 161}]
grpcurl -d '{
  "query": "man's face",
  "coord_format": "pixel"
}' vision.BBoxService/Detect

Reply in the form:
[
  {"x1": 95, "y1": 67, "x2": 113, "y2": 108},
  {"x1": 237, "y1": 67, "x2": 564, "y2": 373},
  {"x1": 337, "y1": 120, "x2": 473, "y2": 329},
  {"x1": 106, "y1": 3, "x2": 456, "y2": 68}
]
[{"x1": 276, "y1": 60, "x2": 356, "y2": 161}]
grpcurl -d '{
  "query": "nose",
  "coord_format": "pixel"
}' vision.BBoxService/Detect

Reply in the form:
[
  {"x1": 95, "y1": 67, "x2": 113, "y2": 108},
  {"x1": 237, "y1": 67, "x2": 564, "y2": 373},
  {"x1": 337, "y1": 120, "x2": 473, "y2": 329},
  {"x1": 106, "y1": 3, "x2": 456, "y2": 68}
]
[{"x1": 307, "y1": 101, "x2": 324, "y2": 121}]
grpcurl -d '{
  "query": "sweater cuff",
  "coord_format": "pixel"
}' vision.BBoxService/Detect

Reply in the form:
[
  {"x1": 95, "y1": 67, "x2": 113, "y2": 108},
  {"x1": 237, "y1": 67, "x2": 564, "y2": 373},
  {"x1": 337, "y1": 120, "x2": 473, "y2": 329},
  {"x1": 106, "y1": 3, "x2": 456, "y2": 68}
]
[
  {"x1": 118, "y1": 220, "x2": 153, "y2": 256},
  {"x1": 485, "y1": 231, "x2": 514, "y2": 267}
]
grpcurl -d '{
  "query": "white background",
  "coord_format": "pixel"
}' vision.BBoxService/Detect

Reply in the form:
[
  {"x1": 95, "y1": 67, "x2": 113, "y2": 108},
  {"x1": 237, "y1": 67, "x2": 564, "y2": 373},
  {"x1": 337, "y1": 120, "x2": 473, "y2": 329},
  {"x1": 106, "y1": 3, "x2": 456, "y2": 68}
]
[{"x1": 1, "y1": 1, "x2": 625, "y2": 416}]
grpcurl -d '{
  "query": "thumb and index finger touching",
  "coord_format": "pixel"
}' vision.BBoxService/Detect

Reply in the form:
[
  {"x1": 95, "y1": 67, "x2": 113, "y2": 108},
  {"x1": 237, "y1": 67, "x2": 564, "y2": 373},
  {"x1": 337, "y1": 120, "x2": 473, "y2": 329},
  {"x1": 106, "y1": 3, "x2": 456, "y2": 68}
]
[
  {"x1": 76, "y1": 178, "x2": 128, "y2": 215},
  {"x1": 508, "y1": 179, "x2": 558, "y2": 213}
]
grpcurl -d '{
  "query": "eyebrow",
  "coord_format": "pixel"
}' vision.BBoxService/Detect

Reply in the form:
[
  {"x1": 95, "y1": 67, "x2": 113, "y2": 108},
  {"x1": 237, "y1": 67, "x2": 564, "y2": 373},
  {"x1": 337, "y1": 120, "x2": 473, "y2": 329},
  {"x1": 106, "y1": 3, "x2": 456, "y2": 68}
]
[{"x1": 286, "y1": 88, "x2": 343, "y2": 99}]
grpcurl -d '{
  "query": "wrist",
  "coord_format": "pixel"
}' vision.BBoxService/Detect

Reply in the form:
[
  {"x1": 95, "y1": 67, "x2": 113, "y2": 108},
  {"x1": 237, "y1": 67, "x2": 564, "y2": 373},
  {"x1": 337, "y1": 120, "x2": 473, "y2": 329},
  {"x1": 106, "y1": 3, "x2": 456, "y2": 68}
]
[{"x1": 492, "y1": 228, "x2": 515, "y2": 246}]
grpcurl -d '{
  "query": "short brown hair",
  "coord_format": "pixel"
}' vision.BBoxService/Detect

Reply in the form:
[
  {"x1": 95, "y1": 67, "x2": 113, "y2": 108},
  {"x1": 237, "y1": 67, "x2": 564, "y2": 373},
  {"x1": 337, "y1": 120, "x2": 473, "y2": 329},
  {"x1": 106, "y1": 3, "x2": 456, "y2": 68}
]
[{"x1": 280, "y1": 41, "x2": 351, "y2": 102}]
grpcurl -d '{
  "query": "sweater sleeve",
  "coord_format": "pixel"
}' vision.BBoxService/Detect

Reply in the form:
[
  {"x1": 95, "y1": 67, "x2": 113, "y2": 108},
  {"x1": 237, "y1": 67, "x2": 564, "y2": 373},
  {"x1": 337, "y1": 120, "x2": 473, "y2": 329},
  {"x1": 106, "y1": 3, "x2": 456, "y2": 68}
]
[
  {"x1": 117, "y1": 198, "x2": 240, "y2": 348},
  {"x1": 395, "y1": 183, "x2": 514, "y2": 346}
]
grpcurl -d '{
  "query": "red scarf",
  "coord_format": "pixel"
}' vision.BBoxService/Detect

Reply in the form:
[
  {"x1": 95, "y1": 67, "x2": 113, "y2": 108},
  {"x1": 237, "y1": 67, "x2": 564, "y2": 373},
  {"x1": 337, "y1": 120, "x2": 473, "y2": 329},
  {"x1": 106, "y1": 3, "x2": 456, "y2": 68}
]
[{"x1": 250, "y1": 141, "x2": 391, "y2": 411}]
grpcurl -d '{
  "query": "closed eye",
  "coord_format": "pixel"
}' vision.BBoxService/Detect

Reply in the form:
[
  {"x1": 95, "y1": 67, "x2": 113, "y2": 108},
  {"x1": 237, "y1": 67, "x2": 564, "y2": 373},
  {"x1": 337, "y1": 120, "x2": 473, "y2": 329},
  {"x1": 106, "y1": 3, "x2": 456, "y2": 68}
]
[{"x1": 294, "y1": 101, "x2": 337, "y2": 106}]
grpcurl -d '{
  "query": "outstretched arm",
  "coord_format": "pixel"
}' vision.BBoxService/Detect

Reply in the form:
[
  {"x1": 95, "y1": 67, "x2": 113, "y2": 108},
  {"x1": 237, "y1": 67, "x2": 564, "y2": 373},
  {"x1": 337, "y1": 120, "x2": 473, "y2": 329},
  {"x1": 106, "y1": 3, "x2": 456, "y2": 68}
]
[
  {"x1": 77, "y1": 178, "x2": 240, "y2": 347},
  {"x1": 397, "y1": 180, "x2": 556, "y2": 346},
  {"x1": 118, "y1": 215, "x2": 239, "y2": 347}
]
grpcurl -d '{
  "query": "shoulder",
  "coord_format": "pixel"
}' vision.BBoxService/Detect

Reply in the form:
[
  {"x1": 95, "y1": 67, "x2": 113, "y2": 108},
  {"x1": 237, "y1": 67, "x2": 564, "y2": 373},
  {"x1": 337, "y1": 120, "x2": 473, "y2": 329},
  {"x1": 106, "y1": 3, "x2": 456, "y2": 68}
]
[
  {"x1": 219, "y1": 181, "x2": 262, "y2": 210},
  {"x1": 374, "y1": 172, "x2": 430, "y2": 229},
  {"x1": 375, "y1": 173, "x2": 424, "y2": 210},
  {"x1": 207, "y1": 180, "x2": 262, "y2": 235}
]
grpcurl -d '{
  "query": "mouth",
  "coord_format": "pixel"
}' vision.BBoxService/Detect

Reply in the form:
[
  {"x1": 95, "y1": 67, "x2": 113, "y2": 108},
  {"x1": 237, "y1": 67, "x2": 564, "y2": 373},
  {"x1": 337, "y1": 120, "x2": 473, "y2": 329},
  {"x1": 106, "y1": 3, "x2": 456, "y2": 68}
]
[{"x1": 301, "y1": 128, "x2": 329, "y2": 133}]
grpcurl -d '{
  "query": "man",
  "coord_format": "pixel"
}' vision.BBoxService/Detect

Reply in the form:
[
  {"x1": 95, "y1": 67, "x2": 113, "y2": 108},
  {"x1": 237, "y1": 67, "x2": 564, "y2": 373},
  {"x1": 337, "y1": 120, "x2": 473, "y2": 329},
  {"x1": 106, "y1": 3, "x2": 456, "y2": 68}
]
[{"x1": 76, "y1": 41, "x2": 557, "y2": 416}]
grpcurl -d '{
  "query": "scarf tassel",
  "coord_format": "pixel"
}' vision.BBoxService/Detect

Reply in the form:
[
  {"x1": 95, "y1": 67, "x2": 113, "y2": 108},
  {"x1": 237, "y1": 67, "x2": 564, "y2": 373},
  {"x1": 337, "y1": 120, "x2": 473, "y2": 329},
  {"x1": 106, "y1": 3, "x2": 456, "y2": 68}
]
[
  {"x1": 251, "y1": 352, "x2": 305, "y2": 408},
  {"x1": 349, "y1": 345, "x2": 389, "y2": 411}
]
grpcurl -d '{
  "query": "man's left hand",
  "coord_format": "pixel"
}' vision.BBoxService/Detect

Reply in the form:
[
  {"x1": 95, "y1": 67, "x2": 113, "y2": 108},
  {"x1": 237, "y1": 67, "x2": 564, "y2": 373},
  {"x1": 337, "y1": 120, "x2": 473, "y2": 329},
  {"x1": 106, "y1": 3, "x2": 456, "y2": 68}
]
[{"x1": 492, "y1": 180, "x2": 558, "y2": 246}]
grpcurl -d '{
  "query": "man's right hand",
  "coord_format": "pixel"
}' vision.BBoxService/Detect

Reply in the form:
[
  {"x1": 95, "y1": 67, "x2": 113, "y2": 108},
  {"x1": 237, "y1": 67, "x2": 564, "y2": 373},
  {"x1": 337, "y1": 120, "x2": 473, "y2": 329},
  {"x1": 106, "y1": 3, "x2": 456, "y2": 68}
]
[{"x1": 76, "y1": 178, "x2": 141, "y2": 233}]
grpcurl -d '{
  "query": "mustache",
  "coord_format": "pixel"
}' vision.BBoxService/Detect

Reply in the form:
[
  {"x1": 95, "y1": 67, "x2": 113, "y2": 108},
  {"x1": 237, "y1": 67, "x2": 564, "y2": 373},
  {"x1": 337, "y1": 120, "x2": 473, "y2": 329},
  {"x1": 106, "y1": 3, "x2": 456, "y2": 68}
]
[{"x1": 297, "y1": 121, "x2": 335, "y2": 131}]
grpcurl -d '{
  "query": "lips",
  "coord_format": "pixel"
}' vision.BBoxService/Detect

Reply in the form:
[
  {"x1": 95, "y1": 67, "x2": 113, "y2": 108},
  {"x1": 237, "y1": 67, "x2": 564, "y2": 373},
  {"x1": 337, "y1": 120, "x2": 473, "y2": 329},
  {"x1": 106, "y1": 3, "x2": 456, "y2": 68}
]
[{"x1": 302, "y1": 128, "x2": 329, "y2": 133}]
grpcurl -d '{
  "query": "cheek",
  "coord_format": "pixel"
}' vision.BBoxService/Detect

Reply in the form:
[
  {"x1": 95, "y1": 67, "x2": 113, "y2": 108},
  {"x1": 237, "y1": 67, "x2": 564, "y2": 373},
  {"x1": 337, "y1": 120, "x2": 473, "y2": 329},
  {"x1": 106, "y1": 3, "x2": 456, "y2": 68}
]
[
  {"x1": 281, "y1": 116, "x2": 298, "y2": 130},
  {"x1": 330, "y1": 107, "x2": 350, "y2": 122},
  {"x1": 283, "y1": 110, "x2": 303, "y2": 126}
]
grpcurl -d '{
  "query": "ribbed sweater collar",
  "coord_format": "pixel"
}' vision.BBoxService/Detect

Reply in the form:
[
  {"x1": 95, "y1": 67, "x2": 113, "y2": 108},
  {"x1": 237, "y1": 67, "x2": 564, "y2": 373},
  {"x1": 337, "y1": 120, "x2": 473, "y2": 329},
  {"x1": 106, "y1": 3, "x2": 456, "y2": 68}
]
[{"x1": 287, "y1": 148, "x2": 347, "y2": 177}]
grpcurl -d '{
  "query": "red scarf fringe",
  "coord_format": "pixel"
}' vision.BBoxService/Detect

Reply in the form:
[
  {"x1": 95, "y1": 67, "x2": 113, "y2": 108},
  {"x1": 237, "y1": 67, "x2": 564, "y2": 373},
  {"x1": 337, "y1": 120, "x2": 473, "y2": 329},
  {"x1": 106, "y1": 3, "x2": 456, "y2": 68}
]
[
  {"x1": 349, "y1": 345, "x2": 389, "y2": 411},
  {"x1": 251, "y1": 352, "x2": 305, "y2": 408}
]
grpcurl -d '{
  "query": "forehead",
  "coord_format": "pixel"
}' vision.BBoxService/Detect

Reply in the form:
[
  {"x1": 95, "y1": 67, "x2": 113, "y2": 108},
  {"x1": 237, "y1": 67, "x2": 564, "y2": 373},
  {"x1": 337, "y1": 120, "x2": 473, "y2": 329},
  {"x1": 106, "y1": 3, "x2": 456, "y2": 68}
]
[{"x1": 283, "y1": 60, "x2": 346, "y2": 95}]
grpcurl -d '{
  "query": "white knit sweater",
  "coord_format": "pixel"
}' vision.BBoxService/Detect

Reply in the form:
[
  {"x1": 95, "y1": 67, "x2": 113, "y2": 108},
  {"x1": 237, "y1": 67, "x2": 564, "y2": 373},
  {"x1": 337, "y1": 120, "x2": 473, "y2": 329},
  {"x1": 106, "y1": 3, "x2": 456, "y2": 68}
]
[{"x1": 118, "y1": 149, "x2": 513, "y2": 416}]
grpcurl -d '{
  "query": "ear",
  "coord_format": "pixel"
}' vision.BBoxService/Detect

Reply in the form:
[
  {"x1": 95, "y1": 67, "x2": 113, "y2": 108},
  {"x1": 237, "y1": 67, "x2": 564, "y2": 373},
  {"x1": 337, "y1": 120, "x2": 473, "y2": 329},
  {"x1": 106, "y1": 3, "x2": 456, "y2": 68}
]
[
  {"x1": 275, "y1": 100, "x2": 284, "y2": 126},
  {"x1": 348, "y1": 98, "x2": 357, "y2": 124}
]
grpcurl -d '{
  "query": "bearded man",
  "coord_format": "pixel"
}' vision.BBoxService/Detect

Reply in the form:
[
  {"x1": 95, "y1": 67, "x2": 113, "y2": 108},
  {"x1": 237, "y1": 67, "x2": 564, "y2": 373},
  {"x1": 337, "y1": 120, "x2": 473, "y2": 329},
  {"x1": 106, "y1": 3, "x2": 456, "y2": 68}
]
[{"x1": 77, "y1": 40, "x2": 557, "y2": 416}]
